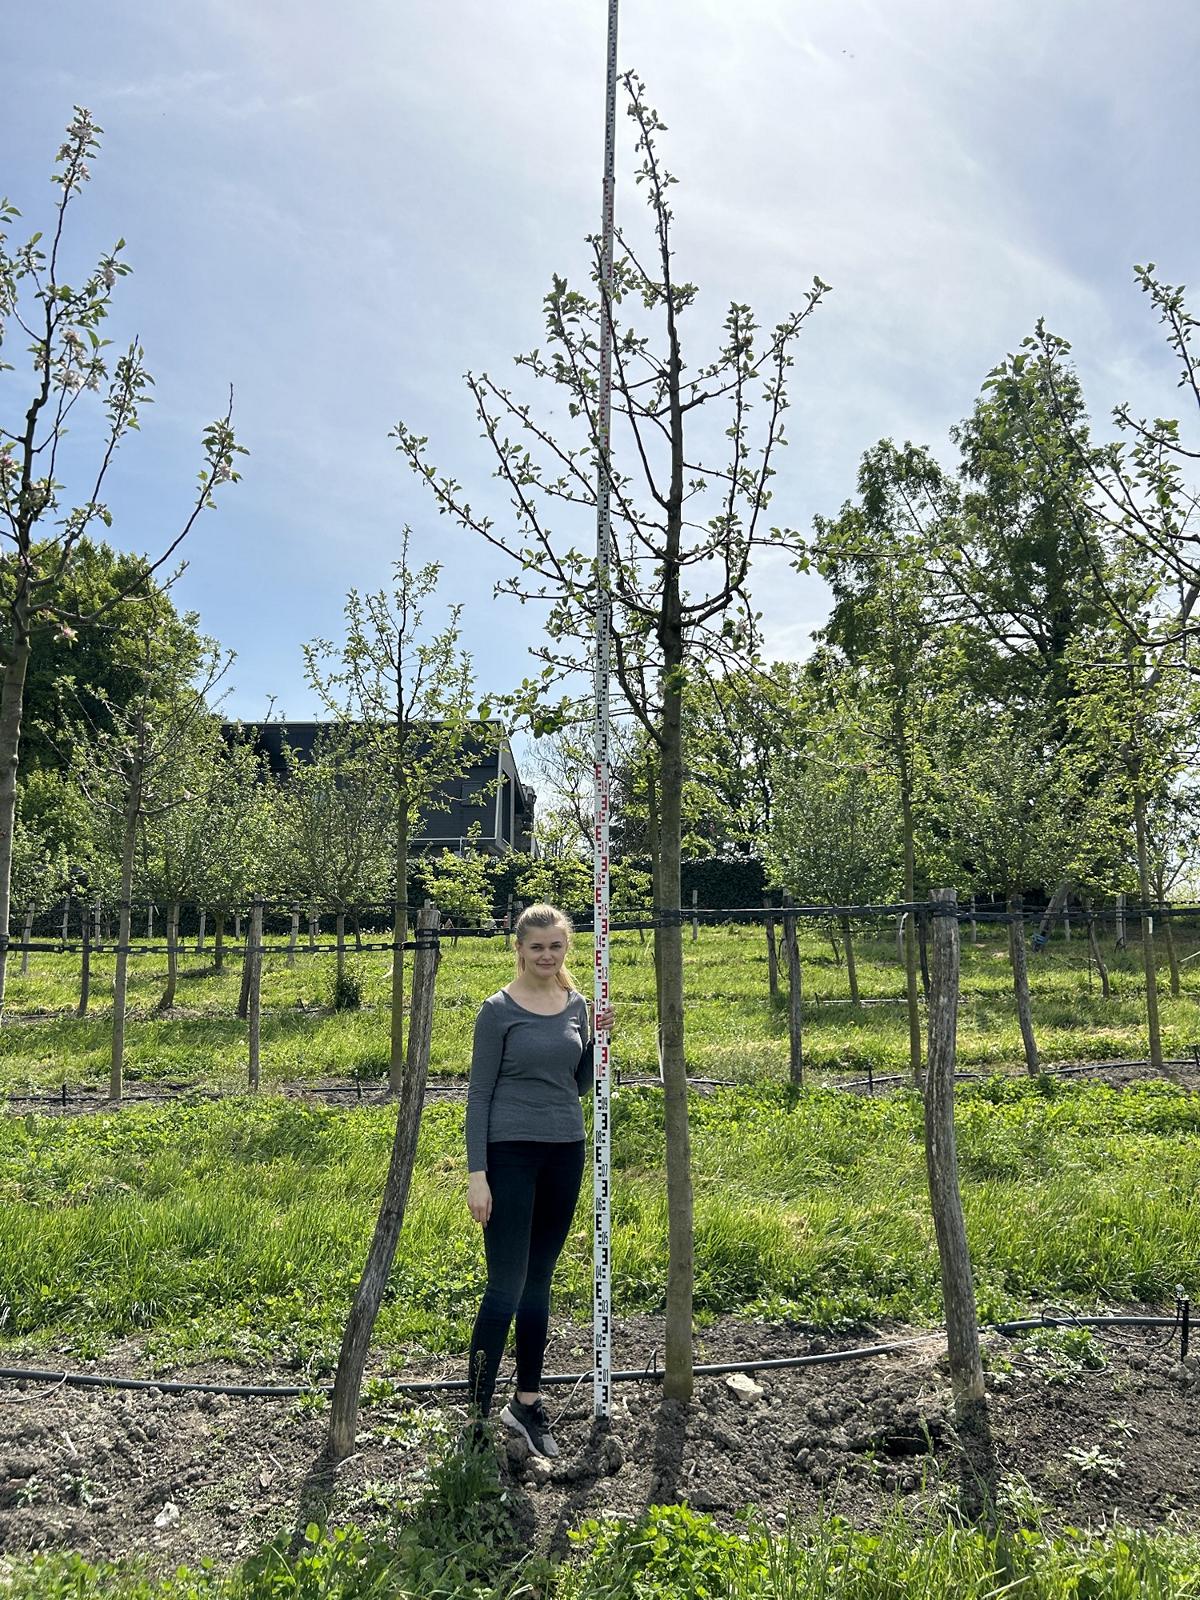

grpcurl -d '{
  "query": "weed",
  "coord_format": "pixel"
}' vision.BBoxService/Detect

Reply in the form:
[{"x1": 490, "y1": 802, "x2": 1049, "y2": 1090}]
[
  {"x1": 330, "y1": 971, "x2": 362, "y2": 1012},
  {"x1": 1018, "y1": 1326, "x2": 1109, "y2": 1386},
  {"x1": 1064, "y1": 1442, "x2": 1124, "y2": 1480}
]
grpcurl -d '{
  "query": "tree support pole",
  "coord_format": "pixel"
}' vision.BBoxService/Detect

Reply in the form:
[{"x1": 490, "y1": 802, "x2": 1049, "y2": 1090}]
[{"x1": 924, "y1": 890, "x2": 985, "y2": 1425}]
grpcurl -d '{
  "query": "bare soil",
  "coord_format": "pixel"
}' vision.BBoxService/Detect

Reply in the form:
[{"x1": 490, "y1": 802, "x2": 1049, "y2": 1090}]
[{"x1": 1, "y1": 1314, "x2": 1197, "y2": 1569}]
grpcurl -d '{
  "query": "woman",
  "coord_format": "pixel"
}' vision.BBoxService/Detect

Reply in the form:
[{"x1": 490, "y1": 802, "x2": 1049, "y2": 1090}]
[{"x1": 465, "y1": 902, "x2": 613, "y2": 1457}]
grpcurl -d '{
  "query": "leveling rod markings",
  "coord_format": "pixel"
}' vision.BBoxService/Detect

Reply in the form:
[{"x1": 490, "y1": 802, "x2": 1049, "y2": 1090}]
[{"x1": 591, "y1": 0, "x2": 620, "y2": 1422}]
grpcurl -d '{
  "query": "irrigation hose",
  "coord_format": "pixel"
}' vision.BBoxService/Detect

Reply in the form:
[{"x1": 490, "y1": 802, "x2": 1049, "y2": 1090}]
[{"x1": 0, "y1": 1316, "x2": 1181, "y2": 1403}]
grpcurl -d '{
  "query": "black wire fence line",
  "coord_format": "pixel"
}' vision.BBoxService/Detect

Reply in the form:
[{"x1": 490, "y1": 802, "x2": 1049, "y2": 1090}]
[
  {"x1": 8, "y1": 1047, "x2": 1194, "y2": 1115},
  {"x1": 9, "y1": 897, "x2": 1200, "y2": 950}
]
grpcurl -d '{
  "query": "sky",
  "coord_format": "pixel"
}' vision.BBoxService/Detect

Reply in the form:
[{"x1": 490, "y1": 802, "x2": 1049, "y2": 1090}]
[{"x1": 4, "y1": 0, "x2": 1199, "y2": 736}]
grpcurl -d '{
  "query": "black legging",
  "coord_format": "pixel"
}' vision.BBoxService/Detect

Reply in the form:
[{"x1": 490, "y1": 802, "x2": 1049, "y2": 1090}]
[{"x1": 468, "y1": 1138, "x2": 585, "y2": 1416}]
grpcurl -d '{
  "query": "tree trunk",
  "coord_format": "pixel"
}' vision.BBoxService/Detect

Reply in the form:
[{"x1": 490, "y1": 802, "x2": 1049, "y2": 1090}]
[
  {"x1": 1163, "y1": 899, "x2": 1181, "y2": 999},
  {"x1": 61, "y1": 897, "x2": 70, "y2": 946},
  {"x1": 158, "y1": 902, "x2": 180, "y2": 1011},
  {"x1": 110, "y1": 774, "x2": 143, "y2": 1103},
  {"x1": 841, "y1": 914, "x2": 860, "y2": 1005},
  {"x1": 326, "y1": 907, "x2": 441, "y2": 1464},
  {"x1": 763, "y1": 897, "x2": 779, "y2": 1002},
  {"x1": 78, "y1": 924, "x2": 92, "y2": 1018},
  {"x1": 898, "y1": 760, "x2": 922, "y2": 1086},
  {"x1": 147, "y1": 903, "x2": 154, "y2": 940},
  {"x1": 237, "y1": 914, "x2": 253, "y2": 1020},
  {"x1": 1032, "y1": 878, "x2": 1073, "y2": 953},
  {"x1": 389, "y1": 808, "x2": 410, "y2": 1093},
  {"x1": 19, "y1": 907, "x2": 33, "y2": 977},
  {"x1": 214, "y1": 911, "x2": 225, "y2": 973},
  {"x1": 195, "y1": 909, "x2": 206, "y2": 954},
  {"x1": 1086, "y1": 902, "x2": 1110, "y2": 1000},
  {"x1": 917, "y1": 911, "x2": 931, "y2": 1000},
  {"x1": 1008, "y1": 893, "x2": 1040, "y2": 1074},
  {"x1": 657, "y1": 612, "x2": 694, "y2": 1403},
  {"x1": 247, "y1": 899, "x2": 263, "y2": 1091},
  {"x1": 287, "y1": 905, "x2": 299, "y2": 969},
  {"x1": 647, "y1": 762, "x2": 665, "y2": 1078},
  {"x1": 924, "y1": 889, "x2": 986, "y2": 1427},
  {"x1": 0, "y1": 631, "x2": 32, "y2": 1023},
  {"x1": 336, "y1": 911, "x2": 346, "y2": 983},
  {"x1": 1115, "y1": 891, "x2": 1127, "y2": 951},
  {"x1": 1133, "y1": 792, "x2": 1164, "y2": 1074},
  {"x1": 308, "y1": 907, "x2": 317, "y2": 950},
  {"x1": 783, "y1": 894, "x2": 802, "y2": 1087},
  {"x1": 353, "y1": 912, "x2": 363, "y2": 952}
]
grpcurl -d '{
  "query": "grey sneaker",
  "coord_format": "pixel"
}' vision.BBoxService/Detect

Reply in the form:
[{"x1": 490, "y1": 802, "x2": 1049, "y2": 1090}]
[{"x1": 500, "y1": 1396, "x2": 560, "y2": 1458}]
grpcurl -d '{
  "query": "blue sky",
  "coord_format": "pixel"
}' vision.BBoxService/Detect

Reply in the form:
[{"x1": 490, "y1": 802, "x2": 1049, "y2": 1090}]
[{"x1": 4, "y1": 0, "x2": 1198, "y2": 728}]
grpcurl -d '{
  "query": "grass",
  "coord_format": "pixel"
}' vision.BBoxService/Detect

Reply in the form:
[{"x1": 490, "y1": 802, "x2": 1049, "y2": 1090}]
[
  {"x1": 4, "y1": 1484, "x2": 1200, "y2": 1598},
  {"x1": 3, "y1": 920, "x2": 1200, "y2": 1095},
  {"x1": 3, "y1": 924, "x2": 1200, "y2": 1596},
  {"x1": 1, "y1": 1075, "x2": 1196, "y2": 1366}
]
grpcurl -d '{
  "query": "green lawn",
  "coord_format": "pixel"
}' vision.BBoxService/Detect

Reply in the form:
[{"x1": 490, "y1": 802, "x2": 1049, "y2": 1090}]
[
  {"x1": 2, "y1": 1075, "x2": 1196, "y2": 1368},
  {"x1": 2, "y1": 920, "x2": 1199, "y2": 1095},
  {"x1": 4, "y1": 926, "x2": 1200, "y2": 1598}
]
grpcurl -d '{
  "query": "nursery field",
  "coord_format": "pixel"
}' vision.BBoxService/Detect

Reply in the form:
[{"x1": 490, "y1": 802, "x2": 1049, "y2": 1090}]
[
  {"x1": 2, "y1": 923, "x2": 1200, "y2": 1595},
  {"x1": 2, "y1": 919, "x2": 1200, "y2": 1096}
]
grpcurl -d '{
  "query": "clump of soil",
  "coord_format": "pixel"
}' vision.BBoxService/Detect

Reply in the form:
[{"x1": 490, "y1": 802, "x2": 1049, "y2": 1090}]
[{"x1": 1, "y1": 1315, "x2": 1196, "y2": 1568}]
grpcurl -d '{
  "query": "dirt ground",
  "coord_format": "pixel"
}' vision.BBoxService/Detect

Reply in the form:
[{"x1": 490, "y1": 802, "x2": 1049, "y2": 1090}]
[{"x1": 1, "y1": 1312, "x2": 1197, "y2": 1569}]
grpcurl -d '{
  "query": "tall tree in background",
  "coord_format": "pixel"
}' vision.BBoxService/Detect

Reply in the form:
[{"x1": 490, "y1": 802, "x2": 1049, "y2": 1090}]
[
  {"x1": 682, "y1": 663, "x2": 809, "y2": 856},
  {"x1": 303, "y1": 534, "x2": 483, "y2": 1089},
  {"x1": 945, "y1": 349, "x2": 1106, "y2": 712},
  {"x1": 985, "y1": 278, "x2": 1200, "y2": 943},
  {"x1": 809, "y1": 442, "x2": 954, "y2": 1083},
  {"x1": 1145, "y1": 781, "x2": 1200, "y2": 998},
  {"x1": 68, "y1": 594, "x2": 226, "y2": 1098},
  {"x1": 940, "y1": 707, "x2": 1086, "y2": 1073},
  {"x1": 766, "y1": 719, "x2": 901, "y2": 1002},
  {"x1": 274, "y1": 731, "x2": 391, "y2": 984},
  {"x1": 9, "y1": 801, "x2": 68, "y2": 974},
  {"x1": 139, "y1": 717, "x2": 263, "y2": 1004},
  {"x1": 395, "y1": 74, "x2": 828, "y2": 1398},
  {"x1": 190, "y1": 730, "x2": 274, "y2": 974},
  {"x1": 1066, "y1": 611, "x2": 1197, "y2": 1075},
  {"x1": 0, "y1": 108, "x2": 241, "y2": 1019}
]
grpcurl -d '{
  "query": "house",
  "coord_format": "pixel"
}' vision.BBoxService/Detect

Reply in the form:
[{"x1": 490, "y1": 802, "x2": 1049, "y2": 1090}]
[{"x1": 234, "y1": 720, "x2": 537, "y2": 856}]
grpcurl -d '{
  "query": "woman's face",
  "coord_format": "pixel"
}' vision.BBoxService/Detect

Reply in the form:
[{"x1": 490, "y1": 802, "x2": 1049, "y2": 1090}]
[{"x1": 519, "y1": 923, "x2": 569, "y2": 978}]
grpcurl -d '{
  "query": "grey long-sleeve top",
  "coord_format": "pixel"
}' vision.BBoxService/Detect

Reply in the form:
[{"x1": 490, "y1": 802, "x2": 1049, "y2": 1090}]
[{"x1": 465, "y1": 988, "x2": 594, "y2": 1171}]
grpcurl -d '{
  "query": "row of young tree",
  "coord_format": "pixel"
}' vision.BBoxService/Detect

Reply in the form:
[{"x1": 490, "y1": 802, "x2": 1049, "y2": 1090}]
[
  {"x1": 389, "y1": 76, "x2": 1200, "y2": 1407},
  {"x1": 7, "y1": 94, "x2": 1200, "y2": 1426}
]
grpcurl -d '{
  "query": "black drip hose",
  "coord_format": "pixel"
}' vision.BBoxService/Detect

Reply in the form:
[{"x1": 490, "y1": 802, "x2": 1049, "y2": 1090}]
[{"x1": 0, "y1": 1315, "x2": 1181, "y2": 1402}]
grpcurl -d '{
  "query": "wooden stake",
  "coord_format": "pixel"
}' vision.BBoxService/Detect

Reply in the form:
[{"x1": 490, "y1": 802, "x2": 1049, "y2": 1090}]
[
  {"x1": 924, "y1": 888, "x2": 985, "y2": 1426},
  {"x1": 248, "y1": 898, "x2": 263, "y2": 1091},
  {"x1": 783, "y1": 892, "x2": 802, "y2": 1088},
  {"x1": 326, "y1": 906, "x2": 441, "y2": 1463}
]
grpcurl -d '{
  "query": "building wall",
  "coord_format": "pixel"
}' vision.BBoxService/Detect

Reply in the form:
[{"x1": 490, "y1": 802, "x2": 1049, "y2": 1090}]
[{"x1": 231, "y1": 720, "x2": 535, "y2": 855}]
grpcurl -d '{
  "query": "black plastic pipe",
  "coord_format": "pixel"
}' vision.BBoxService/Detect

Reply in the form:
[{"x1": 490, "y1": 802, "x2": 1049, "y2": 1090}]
[{"x1": 0, "y1": 1315, "x2": 1179, "y2": 1403}]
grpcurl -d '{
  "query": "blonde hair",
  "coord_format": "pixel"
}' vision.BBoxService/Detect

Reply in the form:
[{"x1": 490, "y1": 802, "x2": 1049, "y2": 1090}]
[{"x1": 514, "y1": 903, "x2": 578, "y2": 993}]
